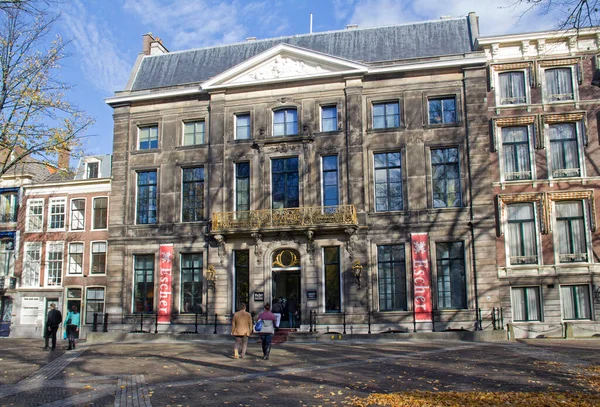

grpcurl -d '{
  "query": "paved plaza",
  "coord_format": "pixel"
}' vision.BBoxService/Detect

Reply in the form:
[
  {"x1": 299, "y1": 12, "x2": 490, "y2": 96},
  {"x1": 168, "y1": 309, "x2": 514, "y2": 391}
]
[{"x1": 1, "y1": 337, "x2": 600, "y2": 406}]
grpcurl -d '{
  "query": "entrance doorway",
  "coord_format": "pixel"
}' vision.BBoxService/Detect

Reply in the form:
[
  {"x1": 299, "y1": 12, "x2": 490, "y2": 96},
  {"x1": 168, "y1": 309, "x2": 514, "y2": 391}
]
[{"x1": 271, "y1": 249, "x2": 301, "y2": 328}]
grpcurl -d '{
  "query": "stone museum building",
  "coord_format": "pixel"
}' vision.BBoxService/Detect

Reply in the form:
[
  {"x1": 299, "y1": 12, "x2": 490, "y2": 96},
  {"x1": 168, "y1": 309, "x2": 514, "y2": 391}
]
[{"x1": 105, "y1": 13, "x2": 500, "y2": 334}]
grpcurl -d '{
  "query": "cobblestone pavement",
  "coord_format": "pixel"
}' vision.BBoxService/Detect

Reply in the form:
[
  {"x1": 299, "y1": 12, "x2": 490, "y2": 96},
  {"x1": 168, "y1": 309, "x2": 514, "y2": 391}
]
[{"x1": 1, "y1": 337, "x2": 600, "y2": 406}]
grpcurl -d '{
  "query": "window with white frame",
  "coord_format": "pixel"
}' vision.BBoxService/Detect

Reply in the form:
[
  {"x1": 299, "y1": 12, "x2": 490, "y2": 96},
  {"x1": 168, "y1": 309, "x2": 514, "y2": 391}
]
[
  {"x1": 85, "y1": 287, "x2": 105, "y2": 324},
  {"x1": 91, "y1": 242, "x2": 107, "y2": 274},
  {"x1": 20, "y1": 297, "x2": 41, "y2": 325},
  {"x1": 511, "y1": 286, "x2": 541, "y2": 322},
  {"x1": 0, "y1": 239, "x2": 14, "y2": 277},
  {"x1": 555, "y1": 201, "x2": 589, "y2": 263},
  {"x1": 549, "y1": 122, "x2": 582, "y2": 178},
  {"x1": 68, "y1": 242, "x2": 84, "y2": 274},
  {"x1": 21, "y1": 242, "x2": 41, "y2": 287},
  {"x1": 373, "y1": 101, "x2": 400, "y2": 129},
  {"x1": 235, "y1": 114, "x2": 251, "y2": 140},
  {"x1": 321, "y1": 105, "x2": 338, "y2": 132},
  {"x1": 544, "y1": 67, "x2": 575, "y2": 102},
  {"x1": 48, "y1": 198, "x2": 66, "y2": 230},
  {"x1": 138, "y1": 125, "x2": 158, "y2": 149},
  {"x1": 93, "y1": 197, "x2": 108, "y2": 229},
  {"x1": 70, "y1": 199, "x2": 85, "y2": 231},
  {"x1": 46, "y1": 242, "x2": 63, "y2": 286},
  {"x1": 0, "y1": 192, "x2": 18, "y2": 223},
  {"x1": 497, "y1": 71, "x2": 527, "y2": 105},
  {"x1": 507, "y1": 203, "x2": 539, "y2": 265},
  {"x1": 86, "y1": 161, "x2": 99, "y2": 179},
  {"x1": 26, "y1": 198, "x2": 44, "y2": 232},
  {"x1": 183, "y1": 121, "x2": 205, "y2": 146},
  {"x1": 500, "y1": 126, "x2": 534, "y2": 181},
  {"x1": 322, "y1": 155, "x2": 339, "y2": 209},
  {"x1": 273, "y1": 108, "x2": 298, "y2": 136},
  {"x1": 561, "y1": 285, "x2": 591, "y2": 320}
]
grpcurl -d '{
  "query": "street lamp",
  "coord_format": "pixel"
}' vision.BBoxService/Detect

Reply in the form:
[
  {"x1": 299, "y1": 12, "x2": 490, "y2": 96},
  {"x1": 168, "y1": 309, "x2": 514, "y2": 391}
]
[{"x1": 352, "y1": 260, "x2": 363, "y2": 289}]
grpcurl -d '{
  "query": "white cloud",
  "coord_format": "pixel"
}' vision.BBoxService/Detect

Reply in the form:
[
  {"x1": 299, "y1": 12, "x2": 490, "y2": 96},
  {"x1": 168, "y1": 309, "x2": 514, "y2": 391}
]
[
  {"x1": 345, "y1": 0, "x2": 566, "y2": 35},
  {"x1": 61, "y1": 0, "x2": 132, "y2": 94}
]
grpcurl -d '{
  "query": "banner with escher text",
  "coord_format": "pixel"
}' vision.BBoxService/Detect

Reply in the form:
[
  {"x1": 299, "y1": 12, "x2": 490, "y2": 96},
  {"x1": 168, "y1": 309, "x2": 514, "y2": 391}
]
[
  {"x1": 158, "y1": 244, "x2": 174, "y2": 324},
  {"x1": 411, "y1": 233, "x2": 432, "y2": 322}
]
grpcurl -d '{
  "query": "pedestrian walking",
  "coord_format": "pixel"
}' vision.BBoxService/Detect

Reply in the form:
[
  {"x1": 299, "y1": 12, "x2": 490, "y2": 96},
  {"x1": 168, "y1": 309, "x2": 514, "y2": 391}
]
[
  {"x1": 272, "y1": 297, "x2": 283, "y2": 328},
  {"x1": 64, "y1": 305, "x2": 80, "y2": 350},
  {"x1": 256, "y1": 303, "x2": 276, "y2": 360},
  {"x1": 43, "y1": 303, "x2": 62, "y2": 351},
  {"x1": 231, "y1": 302, "x2": 253, "y2": 359}
]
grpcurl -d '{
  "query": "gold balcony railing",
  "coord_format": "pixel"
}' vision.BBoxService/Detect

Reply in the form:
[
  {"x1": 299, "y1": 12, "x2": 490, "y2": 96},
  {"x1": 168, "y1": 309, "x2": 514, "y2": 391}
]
[{"x1": 212, "y1": 205, "x2": 357, "y2": 231}]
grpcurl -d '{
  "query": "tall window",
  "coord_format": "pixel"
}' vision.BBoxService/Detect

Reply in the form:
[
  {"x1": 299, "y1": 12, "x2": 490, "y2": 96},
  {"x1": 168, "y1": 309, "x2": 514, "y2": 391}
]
[
  {"x1": 26, "y1": 198, "x2": 44, "y2": 232},
  {"x1": 85, "y1": 287, "x2": 105, "y2": 324},
  {"x1": 272, "y1": 157, "x2": 299, "y2": 209},
  {"x1": 22, "y1": 242, "x2": 41, "y2": 287},
  {"x1": 70, "y1": 199, "x2": 85, "y2": 231},
  {"x1": 374, "y1": 152, "x2": 403, "y2": 212},
  {"x1": 544, "y1": 67, "x2": 574, "y2": 101},
  {"x1": 321, "y1": 105, "x2": 337, "y2": 132},
  {"x1": 138, "y1": 125, "x2": 158, "y2": 150},
  {"x1": 134, "y1": 255, "x2": 154, "y2": 313},
  {"x1": 431, "y1": 148, "x2": 461, "y2": 208},
  {"x1": 511, "y1": 287, "x2": 541, "y2": 322},
  {"x1": 555, "y1": 201, "x2": 588, "y2": 263},
  {"x1": 507, "y1": 203, "x2": 538, "y2": 265},
  {"x1": 0, "y1": 239, "x2": 14, "y2": 277},
  {"x1": 324, "y1": 247, "x2": 341, "y2": 312},
  {"x1": 181, "y1": 253, "x2": 203, "y2": 313},
  {"x1": 561, "y1": 285, "x2": 591, "y2": 320},
  {"x1": 46, "y1": 242, "x2": 63, "y2": 286},
  {"x1": 91, "y1": 242, "x2": 107, "y2": 274},
  {"x1": 68, "y1": 242, "x2": 84, "y2": 274},
  {"x1": 182, "y1": 167, "x2": 204, "y2": 222},
  {"x1": 428, "y1": 97, "x2": 457, "y2": 125},
  {"x1": 93, "y1": 197, "x2": 108, "y2": 229},
  {"x1": 549, "y1": 123, "x2": 580, "y2": 178},
  {"x1": 235, "y1": 114, "x2": 251, "y2": 140},
  {"x1": 86, "y1": 162, "x2": 99, "y2": 179},
  {"x1": 273, "y1": 108, "x2": 298, "y2": 136},
  {"x1": 373, "y1": 101, "x2": 400, "y2": 129},
  {"x1": 235, "y1": 163, "x2": 250, "y2": 213},
  {"x1": 377, "y1": 245, "x2": 407, "y2": 311},
  {"x1": 501, "y1": 126, "x2": 532, "y2": 180},
  {"x1": 0, "y1": 192, "x2": 18, "y2": 223},
  {"x1": 48, "y1": 198, "x2": 66, "y2": 230},
  {"x1": 498, "y1": 71, "x2": 526, "y2": 104},
  {"x1": 234, "y1": 250, "x2": 250, "y2": 311},
  {"x1": 183, "y1": 121, "x2": 205, "y2": 146},
  {"x1": 322, "y1": 155, "x2": 339, "y2": 208},
  {"x1": 436, "y1": 242, "x2": 466, "y2": 309},
  {"x1": 136, "y1": 170, "x2": 157, "y2": 224}
]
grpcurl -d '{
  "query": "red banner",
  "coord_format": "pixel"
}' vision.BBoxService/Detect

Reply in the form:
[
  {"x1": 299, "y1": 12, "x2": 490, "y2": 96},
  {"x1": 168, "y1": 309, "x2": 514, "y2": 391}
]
[
  {"x1": 158, "y1": 244, "x2": 174, "y2": 324},
  {"x1": 411, "y1": 233, "x2": 432, "y2": 322}
]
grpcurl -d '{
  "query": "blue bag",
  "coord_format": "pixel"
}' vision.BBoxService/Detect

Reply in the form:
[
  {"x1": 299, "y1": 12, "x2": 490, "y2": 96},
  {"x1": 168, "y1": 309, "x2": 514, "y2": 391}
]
[{"x1": 254, "y1": 320, "x2": 263, "y2": 332}]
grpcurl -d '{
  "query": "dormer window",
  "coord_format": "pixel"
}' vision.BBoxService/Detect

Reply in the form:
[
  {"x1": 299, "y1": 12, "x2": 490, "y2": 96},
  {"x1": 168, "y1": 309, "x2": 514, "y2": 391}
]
[
  {"x1": 273, "y1": 108, "x2": 297, "y2": 136},
  {"x1": 86, "y1": 162, "x2": 99, "y2": 179}
]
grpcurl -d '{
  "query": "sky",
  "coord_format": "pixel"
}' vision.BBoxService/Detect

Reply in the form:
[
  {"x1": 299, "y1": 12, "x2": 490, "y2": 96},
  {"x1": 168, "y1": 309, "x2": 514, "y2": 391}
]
[{"x1": 53, "y1": 0, "x2": 570, "y2": 156}]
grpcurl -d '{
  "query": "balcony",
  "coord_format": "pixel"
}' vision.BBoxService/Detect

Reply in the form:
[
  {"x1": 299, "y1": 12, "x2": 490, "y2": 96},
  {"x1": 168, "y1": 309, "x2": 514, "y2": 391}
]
[{"x1": 212, "y1": 205, "x2": 358, "y2": 232}]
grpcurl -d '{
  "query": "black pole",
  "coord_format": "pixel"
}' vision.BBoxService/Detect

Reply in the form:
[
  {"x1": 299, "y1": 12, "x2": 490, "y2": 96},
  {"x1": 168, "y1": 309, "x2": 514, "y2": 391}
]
[
  {"x1": 92, "y1": 312, "x2": 98, "y2": 332},
  {"x1": 343, "y1": 312, "x2": 346, "y2": 334},
  {"x1": 368, "y1": 308, "x2": 371, "y2": 334},
  {"x1": 500, "y1": 307, "x2": 504, "y2": 329},
  {"x1": 155, "y1": 312, "x2": 158, "y2": 334},
  {"x1": 213, "y1": 313, "x2": 217, "y2": 334},
  {"x1": 140, "y1": 313, "x2": 144, "y2": 332},
  {"x1": 206, "y1": 288, "x2": 210, "y2": 326},
  {"x1": 103, "y1": 313, "x2": 108, "y2": 332},
  {"x1": 194, "y1": 312, "x2": 199, "y2": 334}
]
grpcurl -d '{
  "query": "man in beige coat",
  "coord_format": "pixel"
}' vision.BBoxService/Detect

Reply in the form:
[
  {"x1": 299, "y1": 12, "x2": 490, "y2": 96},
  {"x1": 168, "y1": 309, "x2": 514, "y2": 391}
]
[{"x1": 231, "y1": 303, "x2": 253, "y2": 358}]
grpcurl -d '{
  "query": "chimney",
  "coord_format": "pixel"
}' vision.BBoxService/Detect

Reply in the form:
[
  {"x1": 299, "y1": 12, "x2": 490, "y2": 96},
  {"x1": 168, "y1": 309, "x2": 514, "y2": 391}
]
[
  {"x1": 149, "y1": 37, "x2": 169, "y2": 55},
  {"x1": 58, "y1": 150, "x2": 70, "y2": 171},
  {"x1": 142, "y1": 32, "x2": 154, "y2": 55},
  {"x1": 346, "y1": 24, "x2": 358, "y2": 29}
]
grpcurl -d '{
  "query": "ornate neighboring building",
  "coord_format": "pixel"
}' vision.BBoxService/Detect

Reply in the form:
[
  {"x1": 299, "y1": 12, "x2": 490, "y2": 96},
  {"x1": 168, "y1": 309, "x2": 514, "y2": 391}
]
[{"x1": 105, "y1": 14, "x2": 501, "y2": 334}]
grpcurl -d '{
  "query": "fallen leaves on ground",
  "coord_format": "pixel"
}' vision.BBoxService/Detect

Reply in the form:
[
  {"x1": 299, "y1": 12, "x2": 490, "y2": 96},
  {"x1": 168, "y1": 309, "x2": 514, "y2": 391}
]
[{"x1": 345, "y1": 390, "x2": 600, "y2": 407}]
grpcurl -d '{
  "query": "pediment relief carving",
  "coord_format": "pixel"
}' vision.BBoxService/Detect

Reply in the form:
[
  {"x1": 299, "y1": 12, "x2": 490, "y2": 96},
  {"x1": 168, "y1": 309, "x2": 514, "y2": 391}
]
[{"x1": 230, "y1": 55, "x2": 329, "y2": 84}]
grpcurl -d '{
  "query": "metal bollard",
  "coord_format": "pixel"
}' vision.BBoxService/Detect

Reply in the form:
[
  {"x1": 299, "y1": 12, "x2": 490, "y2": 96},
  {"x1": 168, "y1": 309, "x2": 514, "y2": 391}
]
[
  {"x1": 92, "y1": 312, "x2": 98, "y2": 332},
  {"x1": 102, "y1": 313, "x2": 109, "y2": 332}
]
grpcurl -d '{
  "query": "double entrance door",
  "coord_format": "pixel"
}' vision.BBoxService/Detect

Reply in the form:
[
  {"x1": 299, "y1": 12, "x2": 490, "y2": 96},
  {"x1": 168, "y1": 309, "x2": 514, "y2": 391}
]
[{"x1": 271, "y1": 270, "x2": 300, "y2": 328}]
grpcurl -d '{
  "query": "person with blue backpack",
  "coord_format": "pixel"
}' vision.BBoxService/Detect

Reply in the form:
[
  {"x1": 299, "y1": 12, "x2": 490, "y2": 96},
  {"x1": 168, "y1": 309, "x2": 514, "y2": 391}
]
[{"x1": 64, "y1": 305, "x2": 80, "y2": 350}]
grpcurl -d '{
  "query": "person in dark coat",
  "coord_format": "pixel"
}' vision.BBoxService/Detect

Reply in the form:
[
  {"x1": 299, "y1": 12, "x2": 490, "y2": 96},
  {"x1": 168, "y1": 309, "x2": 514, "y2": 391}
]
[
  {"x1": 287, "y1": 294, "x2": 298, "y2": 328},
  {"x1": 44, "y1": 303, "x2": 62, "y2": 351}
]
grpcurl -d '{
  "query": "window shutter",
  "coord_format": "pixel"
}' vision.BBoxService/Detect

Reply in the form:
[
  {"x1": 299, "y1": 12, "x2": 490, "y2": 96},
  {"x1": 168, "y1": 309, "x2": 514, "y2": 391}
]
[{"x1": 490, "y1": 119, "x2": 497, "y2": 152}]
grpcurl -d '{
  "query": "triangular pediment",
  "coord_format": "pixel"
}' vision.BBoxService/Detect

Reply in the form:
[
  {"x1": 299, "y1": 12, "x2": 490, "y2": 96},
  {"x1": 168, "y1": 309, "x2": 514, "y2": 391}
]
[{"x1": 202, "y1": 44, "x2": 368, "y2": 90}]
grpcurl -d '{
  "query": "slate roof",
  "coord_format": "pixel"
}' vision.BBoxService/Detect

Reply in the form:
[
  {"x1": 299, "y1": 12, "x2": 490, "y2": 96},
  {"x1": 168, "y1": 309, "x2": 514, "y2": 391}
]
[{"x1": 130, "y1": 17, "x2": 476, "y2": 91}]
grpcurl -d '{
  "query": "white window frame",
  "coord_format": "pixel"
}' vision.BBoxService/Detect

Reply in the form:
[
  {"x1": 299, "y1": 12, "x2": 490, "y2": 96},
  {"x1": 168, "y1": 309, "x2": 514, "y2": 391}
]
[
  {"x1": 67, "y1": 242, "x2": 84, "y2": 275},
  {"x1": 320, "y1": 154, "x2": 340, "y2": 209},
  {"x1": 26, "y1": 198, "x2": 44, "y2": 232},
  {"x1": 85, "y1": 286, "x2": 106, "y2": 324},
  {"x1": 320, "y1": 105, "x2": 338, "y2": 132},
  {"x1": 20, "y1": 297, "x2": 42, "y2": 325},
  {"x1": 138, "y1": 125, "x2": 159, "y2": 150},
  {"x1": 90, "y1": 241, "x2": 107, "y2": 275},
  {"x1": 69, "y1": 198, "x2": 86, "y2": 231},
  {"x1": 234, "y1": 113, "x2": 251, "y2": 140},
  {"x1": 551, "y1": 199, "x2": 593, "y2": 264},
  {"x1": 503, "y1": 201, "x2": 543, "y2": 267},
  {"x1": 84, "y1": 160, "x2": 100, "y2": 179},
  {"x1": 494, "y1": 69, "x2": 530, "y2": 106},
  {"x1": 45, "y1": 241, "x2": 64, "y2": 287},
  {"x1": 497, "y1": 124, "x2": 536, "y2": 182},
  {"x1": 560, "y1": 284, "x2": 592, "y2": 320},
  {"x1": 545, "y1": 121, "x2": 586, "y2": 180},
  {"x1": 182, "y1": 120, "x2": 205, "y2": 146},
  {"x1": 92, "y1": 196, "x2": 109, "y2": 230},
  {"x1": 541, "y1": 65, "x2": 579, "y2": 104},
  {"x1": 21, "y1": 242, "x2": 42, "y2": 288},
  {"x1": 47, "y1": 197, "x2": 66, "y2": 231},
  {"x1": 510, "y1": 286, "x2": 542, "y2": 322}
]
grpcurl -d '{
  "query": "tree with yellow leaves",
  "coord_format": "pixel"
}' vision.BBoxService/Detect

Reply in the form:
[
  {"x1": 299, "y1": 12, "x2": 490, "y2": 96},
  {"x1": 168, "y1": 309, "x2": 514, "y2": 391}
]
[{"x1": 0, "y1": 0, "x2": 93, "y2": 176}]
